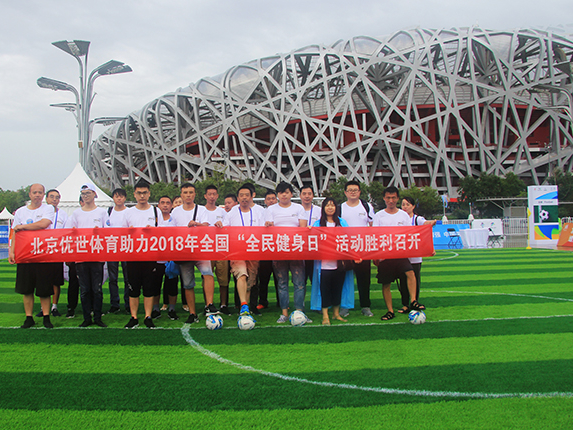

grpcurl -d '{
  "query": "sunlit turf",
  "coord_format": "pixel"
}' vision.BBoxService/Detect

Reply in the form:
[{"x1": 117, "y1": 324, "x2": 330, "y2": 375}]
[{"x1": 1, "y1": 248, "x2": 572, "y2": 429}]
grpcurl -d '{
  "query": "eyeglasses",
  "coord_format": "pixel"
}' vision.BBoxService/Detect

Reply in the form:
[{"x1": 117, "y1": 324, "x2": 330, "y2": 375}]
[
  {"x1": 80, "y1": 191, "x2": 94, "y2": 196},
  {"x1": 135, "y1": 191, "x2": 150, "y2": 196},
  {"x1": 346, "y1": 188, "x2": 360, "y2": 193}
]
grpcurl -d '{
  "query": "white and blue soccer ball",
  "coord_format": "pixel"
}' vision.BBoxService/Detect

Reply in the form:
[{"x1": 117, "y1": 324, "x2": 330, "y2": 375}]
[
  {"x1": 408, "y1": 310, "x2": 426, "y2": 325},
  {"x1": 206, "y1": 314, "x2": 224, "y2": 330},
  {"x1": 237, "y1": 315, "x2": 256, "y2": 330},
  {"x1": 289, "y1": 310, "x2": 307, "y2": 327}
]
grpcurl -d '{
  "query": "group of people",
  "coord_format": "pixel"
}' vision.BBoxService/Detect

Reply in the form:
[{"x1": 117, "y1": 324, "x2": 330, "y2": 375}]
[{"x1": 8, "y1": 180, "x2": 434, "y2": 329}]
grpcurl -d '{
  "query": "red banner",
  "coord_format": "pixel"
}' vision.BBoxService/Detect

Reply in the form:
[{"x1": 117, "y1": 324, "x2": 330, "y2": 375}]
[
  {"x1": 557, "y1": 223, "x2": 573, "y2": 248},
  {"x1": 13, "y1": 225, "x2": 434, "y2": 263}
]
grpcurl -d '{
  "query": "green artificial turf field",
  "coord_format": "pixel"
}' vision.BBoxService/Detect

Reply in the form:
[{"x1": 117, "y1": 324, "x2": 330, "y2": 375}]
[{"x1": 0, "y1": 248, "x2": 572, "y2": 429}]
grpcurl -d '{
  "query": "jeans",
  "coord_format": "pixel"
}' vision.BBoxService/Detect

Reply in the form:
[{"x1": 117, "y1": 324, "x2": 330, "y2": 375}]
[
  {"x1": 76, "y1": 262, "x2": 104, "y2": 321},
  {"x1": 272, "y1": 260, "x2": 306, "y2": 311},
  {"x1": 179, "y1": 261, "x2": 213, "y2": 289}
]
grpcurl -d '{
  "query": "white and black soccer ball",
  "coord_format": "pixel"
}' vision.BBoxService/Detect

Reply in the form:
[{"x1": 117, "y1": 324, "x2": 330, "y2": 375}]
[
  {"x1": 206, "y1": 314, "x2": 224, "y2": 330},
  {"x1": 289, "y1": 310, "x2": 307, "y2": 327},
  {"x1": 408, "y1": 310, "x2": 426, "y2": 325},
  {"x1": 237, "y1": 315, "x2": 256, "y2": 330},
  {"x1": 540, "y1": 209, "x2": 549, "y2": 221}
]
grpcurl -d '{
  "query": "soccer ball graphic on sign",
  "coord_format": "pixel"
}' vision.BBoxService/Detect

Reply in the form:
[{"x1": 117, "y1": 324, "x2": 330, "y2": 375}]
[
  {"x1": 539, "y1": 209, "x2": 549, "y2": 221},
  {"x1": 289, "y1": 310, "x2": 307, "y2": 326},
  {"x1": 409, "y1": 310, "x2": 426, "y2": 325},
  {"x1": 237, "y1": 315, "x2": 256, "y2": 330},
  {"x1": 206, "y1": 314, "x2": 224, "y2": 330}
]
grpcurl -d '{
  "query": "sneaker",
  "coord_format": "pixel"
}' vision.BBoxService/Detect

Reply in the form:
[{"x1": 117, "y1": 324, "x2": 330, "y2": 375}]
[
  {"x1": 204, "y1": 303, "x2": 219, "y2": 316},
  {"x1": 240, "y1": 304, "x2": 250, "y2": 316},
  {"x1": 305, "y1": 315, "x2": 313, "y2": 324},
  {"x1": 277, "y1": 315, "x2": 289, "y2": 323},
  {"x1": 43, "y1": 317, "x2": 54, "y2": 329},
  {"x1": 251, "y1": 307, "x2": 262, "y2": 316},
  {"x1": 79, "y1": 319, "x2": 93, "y2": 328},
  {"x1": 94, "y1": 319, "x2": 108, "y2": 328},
  {"x1": 51, "y1": 308, "x2": 62, "y2": 317},
  {"x1": 160, "y1": 305, "x2": 168, "y2": 311},
  {"x1": 144, "y1": 317, "x2": 156, "y2": 328},
  {"x1": 219, "y1": 305, "x2": 232, "y2": 316},
  {"x1": 339, "y1": 308, "x2": 350, "y2": 318},
  {"x1": 124, "y1": 317, "x2": 139, "y2": 329},
  {"x1": 185, "y1": 313, "x2": 199, "y2": 324},
  {"x1": 168, "y1": 309, "x2": 179, "y2": 320},
  {"x1": 66, "y1": 309, "x2": 75, "y2": 319},
  {"x1": 35, "y1": 310, "x2": 44, "y2": 317},
  {"x1": 256, "y1": 304, "x2": 267, "y2": 310},
  {"x1": 21, "y1": 317, "x2": 36, "y2": 329},
  {"x1": 151, "y1": 309, "x2": 162, "y2": 319},
  {"x1": 361, "y1": 307, "x2": 374, "y2": 317},
  {"x1": 182, "y1": 305, "x2": 189, "y2": 312},
  {"x1": 108, "y1": 306, "x2": 121, "y2": 314},
  {"x1": 125, "y1": 307, "x2": 131, "y2": 315}
]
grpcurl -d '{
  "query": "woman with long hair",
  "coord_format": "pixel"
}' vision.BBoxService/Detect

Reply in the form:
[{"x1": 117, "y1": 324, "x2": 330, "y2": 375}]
[
  {"x1": 396, "y1": 196, "x2": 436, "y2": 313},
  {"x1": 310, "y1": 198, "x2": 356, "y2": 325}
]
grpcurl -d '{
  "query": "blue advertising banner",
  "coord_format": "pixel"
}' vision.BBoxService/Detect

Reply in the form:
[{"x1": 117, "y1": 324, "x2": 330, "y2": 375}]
[
  {"x1": 0, "y1": 225, "x2": 9, "y2": 244},
  {"x1": 433, "y1": 223, "x2": 470, "y2": 249}
]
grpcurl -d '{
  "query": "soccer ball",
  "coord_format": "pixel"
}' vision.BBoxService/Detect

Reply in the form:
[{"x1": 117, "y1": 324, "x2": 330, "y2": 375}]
[
  {"x1": 408, "y1": 310, "x2": 426, "y2": 325},
  {"x1": 205, "y1": 314, "x2": 224, "y2": 330},
  {"x1": 540, "y1": 209, "x2": 549, "y2": 221},
  {"x1": 289, "y1": 310, "x2": 307, "y2": 327},
  {"x1": 237, "y1": 315, "x2": 256, "y2": 330}
]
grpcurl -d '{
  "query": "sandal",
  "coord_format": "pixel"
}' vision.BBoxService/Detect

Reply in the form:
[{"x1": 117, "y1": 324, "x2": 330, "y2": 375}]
[
  {"x1": 410, "y1": 300, "x2": 426, "y2": 311},
  {"x1": 397, "y1": 307, "x2": 409, "y2": 314},
  {"x1": 381, "y1": 311, "x2": 395, "y2": 321}
]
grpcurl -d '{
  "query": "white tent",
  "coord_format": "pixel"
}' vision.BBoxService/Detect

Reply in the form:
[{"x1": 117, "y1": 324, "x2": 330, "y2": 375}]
[
  {"x1": 53, "y1": 163, "x2": 113, "y2": 215},
  {"x1": 0, "y1": 207, "x2": 14, "y2": 221}
]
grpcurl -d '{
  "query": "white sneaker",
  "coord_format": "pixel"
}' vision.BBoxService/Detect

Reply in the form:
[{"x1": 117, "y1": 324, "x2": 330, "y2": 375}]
[
  {"x1": 361, "y1": 307, "x2": 374, "y2": 317},
  {"x1": 339, "y1": 308, "x2": 350, "y2": 318},
  {"x1": 276, "y1": 315, "x2": 289, "y2": 323}
]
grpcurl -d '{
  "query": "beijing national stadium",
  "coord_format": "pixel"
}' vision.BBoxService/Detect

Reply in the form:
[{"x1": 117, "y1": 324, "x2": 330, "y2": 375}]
[{"x1": 87, "y1": 27, "x2": 573, "y2": 197}]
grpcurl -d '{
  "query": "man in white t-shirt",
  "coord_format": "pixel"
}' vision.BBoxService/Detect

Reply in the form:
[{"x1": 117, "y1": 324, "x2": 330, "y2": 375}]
[
  {"x1": 68, "y1": 184, "x2": 109, "y2": 328},
  {"x1": 216, "y1": 184, "x2": 262, "y2": 317},
  {"x1": 264, "y1": 182, "x2": 309, "y2": 323},
  {"x1": 123, "y1": 180, "x2": 160, "y2": 329},
  {"x1": 372, "y1": 186, "x2": 425, "y2": 321},
  {"x1": 170, "y1": 183, "x2": 217, "y2": 324},
  {"x1": 256, "y1": 190, "x2": 278, "y2": 310},
  {"x1": 40, "y1": 189, "x2": 67, "y2": 318},
  {"x1": 340, "y1": 180, "x2": 375, "y2": 317},
  {"x1": 300, "y1": 186, "x2": 321, "y2": 289},
  {"x1": 9, "y1": 183, "x2": 55, "y2": 329},
  {"x1": 203, "y1": 185, "x2": 231, "y2": 315},
  {"x1": 106, "y1": 188, "x2": 130, "y2": 315}
]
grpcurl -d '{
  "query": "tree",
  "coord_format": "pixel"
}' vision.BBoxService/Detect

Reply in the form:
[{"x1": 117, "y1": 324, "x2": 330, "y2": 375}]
[
  {"x1": 399, "y1": 185, "x2": 442, "y2": 219},
  {"x1": 548, "y1": 169, "x2": 573, "y2": 217},
  {"x1": 0, "y1": 187, "x2": 30, "y2": 213}
]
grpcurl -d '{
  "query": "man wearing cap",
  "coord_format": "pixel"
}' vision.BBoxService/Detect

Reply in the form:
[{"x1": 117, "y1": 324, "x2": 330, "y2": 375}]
[
  {"x1": 9, "y1": 183, "x2": 55, "y2": 329},
  {"x1": 68, "y1": 184, "x2": 109, "y2": 328}
]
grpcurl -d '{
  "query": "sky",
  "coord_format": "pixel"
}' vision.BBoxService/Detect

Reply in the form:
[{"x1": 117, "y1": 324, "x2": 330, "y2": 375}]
[{"x1": 0, "y1": 0, "x2": 570, "y2": 191}]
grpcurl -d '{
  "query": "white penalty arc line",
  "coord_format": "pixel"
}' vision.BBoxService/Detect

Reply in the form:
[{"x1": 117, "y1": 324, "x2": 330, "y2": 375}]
[
  {"x1": 426, "y1": 289, "x2": 573, "y2": 302},
  {"x1": 180, "y1": 325, "x2": 573, "y2": 399}
]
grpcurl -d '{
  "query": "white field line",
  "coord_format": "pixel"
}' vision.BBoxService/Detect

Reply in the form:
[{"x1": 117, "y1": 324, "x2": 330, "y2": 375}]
[{"x1": 180, "y1": 325, "x2": 573, "y2": 399}]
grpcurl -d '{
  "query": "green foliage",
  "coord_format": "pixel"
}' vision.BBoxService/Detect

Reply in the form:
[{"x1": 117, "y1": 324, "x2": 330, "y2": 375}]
[
  {"x1": 399, "y1": 186, "x2": 442, "y2": 219},
  {"x1": 548, "y1": 168, "x2": 573, "y2": 217},
  {"x1": 0, "y1": 186, "x2": 30, "y2": 213},
  {"x1": 322, "y1": 177, "x2": 349, "y2": 203},
  {"x1": 458, "y1": 173, "x2": 526, "y2": 218}
]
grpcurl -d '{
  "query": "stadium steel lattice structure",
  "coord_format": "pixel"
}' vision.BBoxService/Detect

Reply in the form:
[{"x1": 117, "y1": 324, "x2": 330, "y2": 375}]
[{"x1": 88, "y1": 27, "x2": 573, "y2": 196}]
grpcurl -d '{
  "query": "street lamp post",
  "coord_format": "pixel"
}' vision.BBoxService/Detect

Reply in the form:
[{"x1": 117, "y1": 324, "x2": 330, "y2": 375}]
[{"x1": 37, "y1": 40, "x2": 132, "y2": 167}]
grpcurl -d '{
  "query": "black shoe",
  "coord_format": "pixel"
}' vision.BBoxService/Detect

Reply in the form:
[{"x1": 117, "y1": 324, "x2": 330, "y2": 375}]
[
  {"x1": 66, "y1": 309, "x2": 75, "y2": 319},
  {"x1": 21, "y1": 317, "x2": 35, "y2": 329},
  {"x1": 94, "y1": 319, "x2": 108, "y2": 328},
  {"x1": 251, "y1": 308, "x2": 262, "y2": 316},
  {"x1": 79, "y1": 319, "x2": 93, "y2": 328},
  {"x1": 51, "y1": 308, "x2": 62, "y2": 317},
  {"x1": 125, "y1": 307, "x2": 131, "y2": 315},
  {"x1": 151, "y1": 309, "x2": 162, "y2": 319},
  {"x1": 43, "y1": 316, "x2": 53, "y2": 329},
  {"x1": 144, "y1": 317, "x2": 156, "y2": 328},
  {"x1": 35, "y1": 310, "x2": 44, "y2": 317},
  {"x1": 219, "y1": 305, "x2": 232, "y2": 316},
  {"x1": 108, "y1": 306, "x2": 121, "y2": 314},
  {"x1": 204, "y1": 304, "x2": 219, "y2": 316},
  {"x1": 168, "y1": 309, "x2": 179, "y2": 320},
  {"x1": 185, "y1": 313, "x2": 199, "y2": 324},
  {"x1": 124, "y1": 317, "x2": 139, "y2": 329}
]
